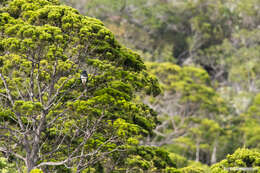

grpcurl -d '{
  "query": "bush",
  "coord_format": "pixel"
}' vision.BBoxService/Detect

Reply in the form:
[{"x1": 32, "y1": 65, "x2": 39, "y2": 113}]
[{"x1": 211, "y1": 148, "x2": 260, "y2": 173}]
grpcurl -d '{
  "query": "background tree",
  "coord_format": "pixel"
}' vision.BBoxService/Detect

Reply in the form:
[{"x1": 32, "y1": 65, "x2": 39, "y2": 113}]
[
  {"x1": 61, "y1": 0, "x2": 259, "y2": 77},
  {"x1": 141, "y1": 62, "x2": 230, "y2": 165},
  {"x1": 239, "y1": 93, "x2": 260, "y2": 149}
]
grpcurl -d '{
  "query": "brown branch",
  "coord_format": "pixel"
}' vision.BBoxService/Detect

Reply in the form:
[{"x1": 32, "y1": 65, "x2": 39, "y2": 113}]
[{"x1": 41, "y1": 130, "x2": 67, "y2": 157}]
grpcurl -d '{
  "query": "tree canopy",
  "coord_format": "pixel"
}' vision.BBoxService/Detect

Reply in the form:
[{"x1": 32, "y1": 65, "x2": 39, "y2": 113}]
[
  {"x1": 0, "y1": 0, "x2": 178, "y2": 172},
  {"x1": 1, "y1": 0, "x2": 260, "y2": 172}
]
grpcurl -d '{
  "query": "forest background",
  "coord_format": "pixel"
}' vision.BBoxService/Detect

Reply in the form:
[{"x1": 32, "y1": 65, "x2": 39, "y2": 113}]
[{"x1": 0, "y1": 0, "x2": 260, "y2": 172}]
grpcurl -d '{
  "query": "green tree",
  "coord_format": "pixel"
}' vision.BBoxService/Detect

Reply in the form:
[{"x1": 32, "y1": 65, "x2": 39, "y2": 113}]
[
  {"x1": 239, "y1": 93, "x2": 260, "y2": 149},
  {"x1": 62, "y1": 0, "x2": 259, "y2": 79},
  {"x1": 143, "y1": 62, "x2": 229, "y2": 165},
  {"x1": 0, "y1": 0, "x2": 168, "y2": 172},
  {"x1": 211, "y1": 148, "x2": 260, "y2": 173}
]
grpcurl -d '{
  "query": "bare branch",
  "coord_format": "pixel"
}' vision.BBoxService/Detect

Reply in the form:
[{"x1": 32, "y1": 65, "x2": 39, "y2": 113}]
[
  {"x1": 45, "y1": 76, "x2": 73, "y2": 111},
  {"x1": 0, "y1": 92, "x2": 9, "y2": 99},
  {"x1": 30, "y1": 62, "x2": 35, "y2": 99},
  {"x1": 25, "y1": 84, "x2": 33, "y2": 101},
  {"x1": 15, "y1": 84, "x2": 25, "y2": 100},
  {"x1": 0, "y1": 146, "x2": 26, "y2": 161},
  {"x1": 36, "y1": 159, "x2": 69, "y2": 167},
  {"x1": 46, "y1": 109, "x2": 68, "y2": 128},
  {"x1": 36, "y1": 64, "x2": 43, "y2": 104},
  {"x1": 0, "y1": 73, "x2": 14, "y2": 106}
]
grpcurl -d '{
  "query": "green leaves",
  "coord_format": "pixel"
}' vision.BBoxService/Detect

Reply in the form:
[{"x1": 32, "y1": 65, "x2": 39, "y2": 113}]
[
  {"x1": 211, "y1": 148, "x2": 260, "y2": 173},
  {"x1": 146, "y1": 62, "x2": 227, "y2": 115},
  {"x1": 13, "y1": 100, "x2": 42, "y2": 115},
  {"x1": 0, "y1": 157, "x2": 17, "y2": 173},
  {"x1": 0, "y1": 0, "x2": 162, "y2": 172},
  {"x1": 0, "y1": 108, "x2": 15, "y2": 122},
  {"x1": 57, "y1": 0, "x2": 260, "y2": 170}
]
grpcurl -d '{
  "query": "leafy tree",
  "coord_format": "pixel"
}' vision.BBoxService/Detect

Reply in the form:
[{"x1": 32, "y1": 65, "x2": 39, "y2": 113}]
[
  {"x1": 0, "y1": 0, "x2": 171, "y2": 172},
  {"x1": 142, "y1": 62, "x2": 228, "y2": 164},
  {"x1": 239, "y1": 93, "x2": 260, "y2": 149},
  {"x1": 62, "y1": 0, "x2": 259, "y2": 76},
  {"x1": 169, "y1": 153, "x2": 188, "y2": 168},
  {"x1": 116, "y1": 146, "x2": 176, "y2": 172},
  {"x1": 211, "y1": 148, "x2": 260, "y2": 173}
]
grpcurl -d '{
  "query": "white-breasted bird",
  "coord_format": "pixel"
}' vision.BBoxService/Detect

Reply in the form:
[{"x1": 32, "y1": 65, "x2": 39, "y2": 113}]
[{"x1": 80, "y1": 70, "x2": 88, "y2": 85}]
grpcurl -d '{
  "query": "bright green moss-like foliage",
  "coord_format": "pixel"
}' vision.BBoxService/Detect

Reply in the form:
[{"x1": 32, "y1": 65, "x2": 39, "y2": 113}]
[
  {"x1": 29, "y1": 169, "x2": 43, "y2": 173},
  {"x1": 0, "y1": 0, "x2": 164, "y2": 172},
  {"x1": 0, "y1": 157, "x2": 17, "y2": 173},
  {"x1": 211, "y1": 148, "x2": 260, "y2": 173}
]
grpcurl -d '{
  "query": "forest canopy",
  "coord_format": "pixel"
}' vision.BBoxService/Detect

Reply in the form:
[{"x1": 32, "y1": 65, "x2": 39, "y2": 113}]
[{"x1": 1, "y1": 0, "x2": 260, "y2": 172}]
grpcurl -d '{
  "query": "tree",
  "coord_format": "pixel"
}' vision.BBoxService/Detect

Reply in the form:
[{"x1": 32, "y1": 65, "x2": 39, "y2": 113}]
[
  {"x1": 0, "y1": 0, "x2": 165, "y2": 172},
  {"x1": 142, "y1": 62, "x2": 229, "y2": 165},
  {"x1": 239, "y1": 93, "x2": 260, "y2": 149},
  {"x1": 211, "y1": 148, "x2": 260, "y2": 173},
  {"x1": 62, "y1": 0, "x2": 260, "y2": 79}
]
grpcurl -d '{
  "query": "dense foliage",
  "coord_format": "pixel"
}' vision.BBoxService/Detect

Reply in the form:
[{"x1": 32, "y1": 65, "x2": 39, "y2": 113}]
[
  {"x1": 0, "y1": 157, "x2": 17, "y2": 173},
  {"x1": 0, "y1": 0, "x2": 178, "y2": 172},
  {"x1": 60, "y1": 0, "x2": 260, "y2": 171},
  {"x1": 1, "y1": 0, "x2": 260, "y2": 172},
  {"x1": 211, "y1": 148, "x2": 260, "y2": 173}
]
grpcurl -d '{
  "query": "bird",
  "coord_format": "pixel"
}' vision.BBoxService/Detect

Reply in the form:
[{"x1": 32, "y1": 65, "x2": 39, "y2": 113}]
[{"x1": 80, "y1": 70, "x2": 88, "y2": 86}]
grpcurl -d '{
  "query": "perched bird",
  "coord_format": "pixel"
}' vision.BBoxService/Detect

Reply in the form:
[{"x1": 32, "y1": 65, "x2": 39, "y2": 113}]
[{"x1": 80, "y1": 70, "x2": 88, "y2": 86}]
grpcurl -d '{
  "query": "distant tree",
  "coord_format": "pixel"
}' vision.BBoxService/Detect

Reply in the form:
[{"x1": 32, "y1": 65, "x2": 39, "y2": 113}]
[
  {"x1": 239, "y1": 93, "x2": 260, "y2": 149},
  {"x1": 62, "y1": 0, "x2": 260, "y2": 79},
  {"x1": 143, "y1": 62, "x2": 229, "y2": 164}
]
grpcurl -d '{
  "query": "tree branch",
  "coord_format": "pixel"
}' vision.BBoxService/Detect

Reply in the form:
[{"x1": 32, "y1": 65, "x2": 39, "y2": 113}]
[
  {"x1": 0, "y1": 147, "x2": 26, "y2": 161},
  {"x1": 0, "y1": 73, "x2": 14, "y2": 106}
]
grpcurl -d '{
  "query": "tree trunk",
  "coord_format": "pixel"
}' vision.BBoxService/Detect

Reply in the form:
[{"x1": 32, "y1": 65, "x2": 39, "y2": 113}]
[
  {"x1": 26, "y1": 159, "x2": 35, "y2": 173},
  {"x1": 211, "y1": 140, "x2": 217, "y2": 165},
  {"x1": 195, "y1": 139, "x2": 200, "y2": 162}
]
